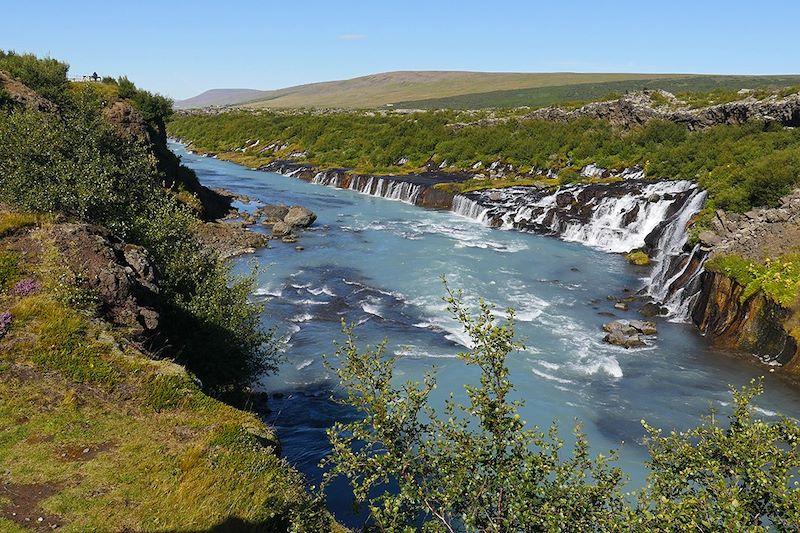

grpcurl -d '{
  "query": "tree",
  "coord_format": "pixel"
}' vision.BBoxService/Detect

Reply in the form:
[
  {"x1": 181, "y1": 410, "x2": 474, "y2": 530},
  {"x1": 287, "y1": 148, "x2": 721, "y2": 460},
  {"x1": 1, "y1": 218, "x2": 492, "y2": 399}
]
[
  {"x1": 631, "y1": 379, "x2": 800, "y2": 531},
  {"x1": 324, "y1": 282, "x2": 626, "y2": 532}
]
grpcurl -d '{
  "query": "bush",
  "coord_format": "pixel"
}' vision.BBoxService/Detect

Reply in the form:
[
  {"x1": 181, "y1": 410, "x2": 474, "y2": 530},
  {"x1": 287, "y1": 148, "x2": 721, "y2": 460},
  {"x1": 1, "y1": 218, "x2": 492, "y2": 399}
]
[
  {"x1": 635, "y1": 380, "x2": 800, "y2": 531},
  {"x1": 0, "y1": 62, "x2": 275, "y2": 393},
  {"x1": 326, "y1": 292, "x2": 800, "y2": 530},
  {"x1": 325, "y1": 284, "x2": 626, "y2": 531},
  {"x1": 0, "y1": 50, "x2": 69, "y2": 105}
]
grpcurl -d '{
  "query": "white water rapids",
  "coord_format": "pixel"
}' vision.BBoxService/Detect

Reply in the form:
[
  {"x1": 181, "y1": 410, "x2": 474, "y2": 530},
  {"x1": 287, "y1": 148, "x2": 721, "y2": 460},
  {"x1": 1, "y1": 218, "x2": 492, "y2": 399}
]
[{"x1": 452, "y1": 180, "x2": 707, "y2": 319}]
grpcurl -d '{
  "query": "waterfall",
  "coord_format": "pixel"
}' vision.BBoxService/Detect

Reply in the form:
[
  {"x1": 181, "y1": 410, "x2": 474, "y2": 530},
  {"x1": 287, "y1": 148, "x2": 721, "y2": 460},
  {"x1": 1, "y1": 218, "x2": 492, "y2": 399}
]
[
  {"x1": 311, "y1": 171, "x2": 342, "y2": 187},
  {"x1": 452, "y1": 194, "x2": 491, "y2": 223},
  {"x1": 647, "y1": 189, "x2": 708, "y2": 304},
  {"x1": 452, "y1": 180, "x2": 697, "y2": 254},
  {"x1": 451, "y1": 180, "x2": 710, "y2": 322},
  {"x1": 281, "y1": 168, "x2": 423, "y2": 204},
  {"x1": 559, "y1": 181, "x2": 695, "y2": 253}
]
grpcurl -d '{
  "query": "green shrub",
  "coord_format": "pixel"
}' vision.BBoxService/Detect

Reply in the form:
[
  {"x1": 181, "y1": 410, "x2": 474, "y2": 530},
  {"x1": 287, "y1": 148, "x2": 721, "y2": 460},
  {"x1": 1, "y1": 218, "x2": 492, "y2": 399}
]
[
  {"x1": 0, "y1": 64, "x2": 276, "y2": 393},
  {"x1": 635, "y1": 380, "x2": 800, "y2": 530},
  {"x1": 169, "y1": 109, "x2": 800, "y2": 214},
  {"x1": 706, "y1": 254, "x2": 800, "y2": 307},
  {"x1": 0, "y1": 50, "x2": 69, "y2": 106},
  {"x1": 325, "y1": 285, "x2": 626, "y2": 531}
]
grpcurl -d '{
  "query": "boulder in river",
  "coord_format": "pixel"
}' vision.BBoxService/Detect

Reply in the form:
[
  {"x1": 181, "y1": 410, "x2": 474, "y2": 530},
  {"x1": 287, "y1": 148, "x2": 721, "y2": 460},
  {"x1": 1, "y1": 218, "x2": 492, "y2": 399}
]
[
  {"x1": 284, "y1": 206, "x2": 317, "y2": 227},
  {"x1": 602, "y1": 319, "x2": 657, "y2": 348},
  {"x1": 260, "y1": 204, "x2": 290, "y2": 224},
  {"x1": 271, "y1": 221, "x2": 292, "y2": 238}
]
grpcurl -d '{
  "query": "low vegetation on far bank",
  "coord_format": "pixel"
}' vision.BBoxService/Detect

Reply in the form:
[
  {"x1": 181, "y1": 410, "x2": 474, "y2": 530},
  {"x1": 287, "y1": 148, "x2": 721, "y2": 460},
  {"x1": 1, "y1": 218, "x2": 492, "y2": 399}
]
[{"x1": 168, "y1": 103, "x2": 800, "y2": 214}]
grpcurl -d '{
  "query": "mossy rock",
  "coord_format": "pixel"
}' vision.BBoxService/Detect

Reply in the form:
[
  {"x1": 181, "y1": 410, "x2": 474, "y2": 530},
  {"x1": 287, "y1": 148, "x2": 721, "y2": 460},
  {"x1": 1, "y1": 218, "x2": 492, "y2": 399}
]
[{"x1": 625, "y1": 250, "x2": 651, "y2": 266}]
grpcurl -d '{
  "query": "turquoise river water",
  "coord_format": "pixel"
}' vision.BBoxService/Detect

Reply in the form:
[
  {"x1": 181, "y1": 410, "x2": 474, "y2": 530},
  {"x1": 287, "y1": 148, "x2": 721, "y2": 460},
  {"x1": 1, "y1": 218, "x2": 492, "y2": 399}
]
[{"x1": 172, "y1": 143, "x2": 800, "y2": 526}]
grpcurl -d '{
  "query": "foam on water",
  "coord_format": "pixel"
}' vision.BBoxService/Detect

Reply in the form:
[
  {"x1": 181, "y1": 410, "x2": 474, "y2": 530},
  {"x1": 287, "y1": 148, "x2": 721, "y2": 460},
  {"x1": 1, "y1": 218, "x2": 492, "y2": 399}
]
[{"x1": 172, "y1": 141, "x2": 800, "y2": 529}]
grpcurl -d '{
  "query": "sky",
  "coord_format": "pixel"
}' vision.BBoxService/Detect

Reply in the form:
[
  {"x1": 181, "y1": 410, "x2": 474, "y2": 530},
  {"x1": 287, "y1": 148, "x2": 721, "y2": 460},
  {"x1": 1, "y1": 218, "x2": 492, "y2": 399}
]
[{"x1": 3, "y1": 0, "x2": 799, "y2": 99}]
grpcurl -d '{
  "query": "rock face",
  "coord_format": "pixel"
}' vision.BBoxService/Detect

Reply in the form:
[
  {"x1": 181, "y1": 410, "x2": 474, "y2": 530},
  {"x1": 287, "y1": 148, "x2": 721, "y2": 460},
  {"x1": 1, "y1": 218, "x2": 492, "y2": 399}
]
[
  {"x1": 529, "y1": 90, "x2": 800, "y2": 130},
  {"x1": 0, "y1": 70, "x2": 56, "y2": 112},
  {"x1": 283, "y1": 206, "x2": 316, "y2": 227},
  {"x1": 691, "y1": 270, "x2": 798, "y2": 372},
  {"x1": 700, "y1": 191, "x2": 800, "y2": 262},
  {"x1": 46, "y1": 223, "x2": 161, "y2": 337},
  {"x1": 674, "y1": 188, "x2": 800, "y2": 376}
]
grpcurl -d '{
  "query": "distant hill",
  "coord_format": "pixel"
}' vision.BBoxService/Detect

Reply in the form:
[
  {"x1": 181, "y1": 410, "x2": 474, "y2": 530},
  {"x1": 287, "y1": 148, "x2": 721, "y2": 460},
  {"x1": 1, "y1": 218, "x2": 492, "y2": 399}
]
[
  {"x1": 177, "y1": 71, "x2": 689, "y2": 109},
  {"x1": 397, "y1": 75, "x2": 800, "y2": 109},
  {"x1": 174, "y1": 88, "x2": 269, "y2": 109},
  {"x1": 176, "y1": 71, "x2": 800, "y2": 110}
]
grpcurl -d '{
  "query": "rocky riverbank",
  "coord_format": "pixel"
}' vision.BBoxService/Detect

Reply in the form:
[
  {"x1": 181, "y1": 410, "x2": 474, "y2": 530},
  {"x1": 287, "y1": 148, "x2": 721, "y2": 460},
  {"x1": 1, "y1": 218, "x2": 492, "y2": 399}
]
[{"x1": 685, "y1": 189, "x2": 800, "y2": 378}]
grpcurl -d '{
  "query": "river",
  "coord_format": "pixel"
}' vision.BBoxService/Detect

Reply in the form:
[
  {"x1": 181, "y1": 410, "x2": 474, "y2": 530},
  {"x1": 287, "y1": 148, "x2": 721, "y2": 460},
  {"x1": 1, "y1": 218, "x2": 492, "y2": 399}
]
[{"x1": 172, "y1": 142, "x2": 800, "y2": 527}]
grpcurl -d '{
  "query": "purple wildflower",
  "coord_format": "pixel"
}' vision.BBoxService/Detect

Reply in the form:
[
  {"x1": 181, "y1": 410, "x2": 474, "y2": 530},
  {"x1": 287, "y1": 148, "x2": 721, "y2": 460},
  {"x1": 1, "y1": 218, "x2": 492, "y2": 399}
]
[
  {"x1": 0, "y1": 311, "x2": 11, "y2": 337},
  {"x1": 13, "y1": 278, "x2": 40, "y2": 296}
]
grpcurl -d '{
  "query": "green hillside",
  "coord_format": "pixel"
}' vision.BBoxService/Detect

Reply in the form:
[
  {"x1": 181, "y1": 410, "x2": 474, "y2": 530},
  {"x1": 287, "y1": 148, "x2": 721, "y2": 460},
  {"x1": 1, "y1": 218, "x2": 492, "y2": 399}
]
[
  {"x1": 238, "y1": 71, "x2": 690, "y2": 109},
  {"x1": 395, "y1": 75, "x2": 800, "y2": 109}
]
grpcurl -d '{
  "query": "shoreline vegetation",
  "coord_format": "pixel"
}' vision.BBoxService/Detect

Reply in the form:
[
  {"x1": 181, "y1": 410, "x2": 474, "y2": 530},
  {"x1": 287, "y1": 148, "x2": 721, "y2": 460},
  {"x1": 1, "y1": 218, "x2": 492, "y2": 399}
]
[
  {"x1": 3, "y1": 49, "x2": 800, "y2": 530},
  {"x1": 0, "y1": 51, "x2": 335, "y2": 531},
  {"x1": 167, "y1": 88, "x2": 800, "y2": 369}
]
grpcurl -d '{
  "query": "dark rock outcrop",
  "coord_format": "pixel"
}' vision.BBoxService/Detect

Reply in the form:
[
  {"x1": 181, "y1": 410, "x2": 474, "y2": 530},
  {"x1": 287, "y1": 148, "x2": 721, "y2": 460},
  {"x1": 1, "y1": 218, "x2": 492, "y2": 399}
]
[
  {"x1": 0, "y1": 70, "x2": 56, "y2": 112},
  {"x1": 691, "y1": 270, "x2": 799, "y2": 372},
  {"x1": 529, "y1": 90, "x2": 800, "y2": 130},
  {"x1": 46, "y1": 223, "x2": 161, "y2": 337}
]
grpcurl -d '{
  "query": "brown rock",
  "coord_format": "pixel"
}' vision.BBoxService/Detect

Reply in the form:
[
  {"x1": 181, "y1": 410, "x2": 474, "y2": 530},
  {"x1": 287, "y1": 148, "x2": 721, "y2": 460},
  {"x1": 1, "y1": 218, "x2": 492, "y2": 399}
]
[
  {"x1": 283, "y1": 206, "x2": 317, "y2": 227},
  {"x1": 271, "y1": 222, "x2": 292, "y2": 237}
]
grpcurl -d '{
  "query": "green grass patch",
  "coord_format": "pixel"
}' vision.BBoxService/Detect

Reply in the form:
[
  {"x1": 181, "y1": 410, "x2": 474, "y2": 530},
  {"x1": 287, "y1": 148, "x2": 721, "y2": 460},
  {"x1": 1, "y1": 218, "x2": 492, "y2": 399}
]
[
  {"x1": 706, "y1": 254, "x2": 800, "y2": 307},
  {"x1": 9, "y1": 295, "x2": 122, "y2": 385},
  {"x1": 0, "y1": 295, "x2": 332, "y2": 531},
  {"x1": 393, "y1": 75, "x2": 800, "y2": 110},
  {"x1": 0, "y1": 212, "x2": 39, "y2": 237},
  {"x1": 0, "y1": 250, "x2": 20, "y2": 291}
]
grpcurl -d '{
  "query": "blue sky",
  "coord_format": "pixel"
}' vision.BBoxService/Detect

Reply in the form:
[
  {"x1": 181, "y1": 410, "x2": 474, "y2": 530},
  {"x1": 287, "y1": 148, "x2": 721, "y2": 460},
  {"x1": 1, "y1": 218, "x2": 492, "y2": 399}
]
[{"x1": 3, "y1": 0, "x2": 799, "y2": 99}]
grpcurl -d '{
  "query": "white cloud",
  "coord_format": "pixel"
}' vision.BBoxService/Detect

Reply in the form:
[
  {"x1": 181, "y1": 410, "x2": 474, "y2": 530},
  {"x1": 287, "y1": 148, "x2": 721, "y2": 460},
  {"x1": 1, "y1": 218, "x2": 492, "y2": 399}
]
[{"x1": 338, "y1": 33, "x2": 367, "y2": 41}]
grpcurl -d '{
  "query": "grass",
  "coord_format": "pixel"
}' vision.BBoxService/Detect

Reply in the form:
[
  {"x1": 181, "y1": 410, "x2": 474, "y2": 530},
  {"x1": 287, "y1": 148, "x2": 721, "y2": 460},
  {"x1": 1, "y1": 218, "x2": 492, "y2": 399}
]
[
  {"x1": 706, "y1": 254, "x2": 800, "y2": 307},
  {"x1": 241, "y1": 71, "x2": 691, "y2": 109},
  {"x1": 394, "y1": 75, "x2": 800, "y2": 110},
  {"x1": 0, "y1": 212, "x2": 39, "y2": 238},
  {"x1": 0, "y1": 222, "x2": 334, "y2": 532}
]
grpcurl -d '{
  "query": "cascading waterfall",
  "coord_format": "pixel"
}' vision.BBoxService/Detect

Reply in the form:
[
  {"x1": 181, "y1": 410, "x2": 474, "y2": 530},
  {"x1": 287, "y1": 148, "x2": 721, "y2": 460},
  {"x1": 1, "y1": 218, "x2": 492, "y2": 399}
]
[
  {"x1": 559, "y1": 181, "x2": 695, "y2": 253},
  {"x1": 646, "y1": 189, "x2": 708, "y2": 311},
  {"x1": 452, "y1": 179, "x2": 709, "y2": 321},
  {"x1": 453, "y1": 180, "x2": 696, "y2": 252},
  {"x1": 451, "y1": 195, "x2": 491, "y2": 223},
  {"x1": 311, "y1": 171, "x2": 343, "y2": 187},
  {"x1": 291, "y1": 170, "x2": 424, "y2": 204}
]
